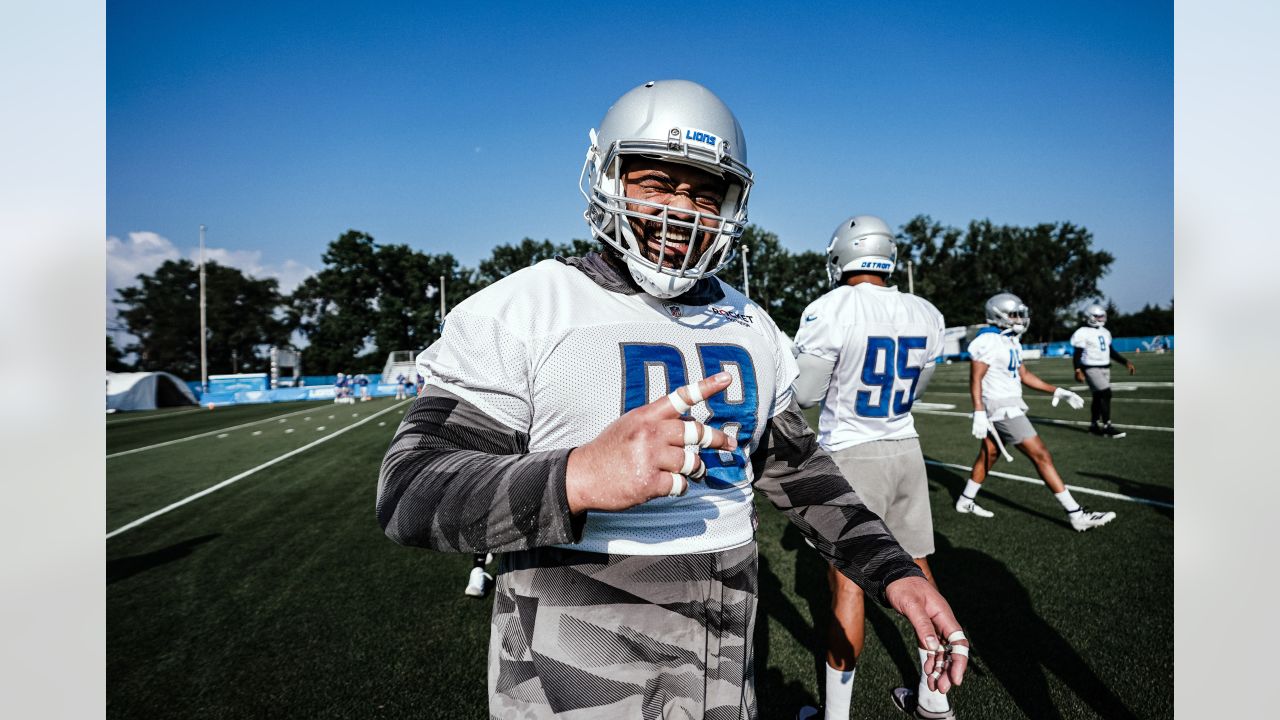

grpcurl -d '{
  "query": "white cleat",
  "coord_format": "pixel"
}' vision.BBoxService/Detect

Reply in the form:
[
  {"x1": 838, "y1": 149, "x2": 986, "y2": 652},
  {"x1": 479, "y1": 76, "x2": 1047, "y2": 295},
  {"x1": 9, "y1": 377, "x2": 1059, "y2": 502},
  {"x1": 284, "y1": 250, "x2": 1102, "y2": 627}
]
[
  {"x1": 464, "y1": 567, "x2": 492, "y2": 598},
  {"x1": 1069, "y1": 508, "x2": 1117, "y2": 532},
  {"x1": 955, "y1": 498, "x2": 994, "y2": 518}
]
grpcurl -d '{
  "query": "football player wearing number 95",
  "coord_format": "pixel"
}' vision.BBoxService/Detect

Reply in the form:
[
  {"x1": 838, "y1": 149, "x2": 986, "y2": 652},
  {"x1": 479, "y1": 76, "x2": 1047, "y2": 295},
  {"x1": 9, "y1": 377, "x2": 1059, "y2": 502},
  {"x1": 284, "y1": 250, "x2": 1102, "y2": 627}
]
[
  {"x1": 792, "y1": 216, "x2": 955, "y2": 720},
  {"x1": 959, "y1": 293, "x2": 1117, "y2": 532},
  {"x1": 376, "y1": 80, "x2": 969, "y2": 719}
]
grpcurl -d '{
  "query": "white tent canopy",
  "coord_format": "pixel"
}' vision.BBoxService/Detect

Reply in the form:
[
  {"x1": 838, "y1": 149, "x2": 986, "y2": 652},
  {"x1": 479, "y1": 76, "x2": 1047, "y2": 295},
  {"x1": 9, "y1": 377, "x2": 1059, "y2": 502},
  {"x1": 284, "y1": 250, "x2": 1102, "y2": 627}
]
[{"x1": 106, "y1": 371, "x2": 198, "y2": 412}]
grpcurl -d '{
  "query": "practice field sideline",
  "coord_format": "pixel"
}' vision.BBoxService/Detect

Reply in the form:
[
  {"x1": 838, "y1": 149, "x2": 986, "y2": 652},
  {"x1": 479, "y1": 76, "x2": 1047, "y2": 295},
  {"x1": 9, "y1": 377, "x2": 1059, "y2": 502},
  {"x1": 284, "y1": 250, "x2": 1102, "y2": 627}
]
[{"x1": 107, "y1": 354, "x2": 1173, "y2": 719}]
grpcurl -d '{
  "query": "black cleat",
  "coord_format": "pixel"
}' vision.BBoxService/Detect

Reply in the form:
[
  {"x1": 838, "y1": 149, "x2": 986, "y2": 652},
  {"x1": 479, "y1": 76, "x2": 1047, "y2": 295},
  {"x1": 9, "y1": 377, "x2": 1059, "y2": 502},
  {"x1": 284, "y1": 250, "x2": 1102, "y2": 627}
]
[{"x1": 1101, "y1": 424, "x2": 1127, "y2": 439}]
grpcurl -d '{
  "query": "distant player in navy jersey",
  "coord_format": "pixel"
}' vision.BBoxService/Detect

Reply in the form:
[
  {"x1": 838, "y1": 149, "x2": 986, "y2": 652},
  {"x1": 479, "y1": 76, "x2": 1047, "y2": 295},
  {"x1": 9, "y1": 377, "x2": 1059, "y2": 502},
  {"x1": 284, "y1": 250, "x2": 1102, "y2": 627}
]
[
  {"x1": 1070, "y1": 303, "x2": 1136, "y2": 438},
  {"x1": 959, "y1": 293, "x2": 1116, "y2": 532},
  {"x1": 376, "y1": 80, "x2": 969, "y2": 719},
  {"x1": 792, "y1": 215, "x2": 955, "y2": 720}
]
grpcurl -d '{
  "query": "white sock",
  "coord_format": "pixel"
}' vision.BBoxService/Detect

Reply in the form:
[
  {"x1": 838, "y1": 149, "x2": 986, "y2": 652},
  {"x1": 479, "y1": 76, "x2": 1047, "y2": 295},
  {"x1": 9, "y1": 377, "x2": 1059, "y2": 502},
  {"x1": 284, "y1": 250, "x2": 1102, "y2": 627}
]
[
  {"x1": 916, "y1": 649, "x2": 951, "y2": 713},
  {"x1": 1054, "y1": 489, "x2": 1081, "y2": 513},
  {"x1": 824, "y1": 662, "x2": 855, "y2": 720},
  {"x1": 961, "y1": 479, "x2": 983, "y2": 501}
]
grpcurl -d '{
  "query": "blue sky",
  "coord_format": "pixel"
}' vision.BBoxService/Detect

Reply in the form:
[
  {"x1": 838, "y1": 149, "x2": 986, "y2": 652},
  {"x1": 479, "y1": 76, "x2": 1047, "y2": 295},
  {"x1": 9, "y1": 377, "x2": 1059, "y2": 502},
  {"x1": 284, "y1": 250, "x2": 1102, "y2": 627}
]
[{"x1": 107, "y1": 0, "x2": 1172, "y2": 316}]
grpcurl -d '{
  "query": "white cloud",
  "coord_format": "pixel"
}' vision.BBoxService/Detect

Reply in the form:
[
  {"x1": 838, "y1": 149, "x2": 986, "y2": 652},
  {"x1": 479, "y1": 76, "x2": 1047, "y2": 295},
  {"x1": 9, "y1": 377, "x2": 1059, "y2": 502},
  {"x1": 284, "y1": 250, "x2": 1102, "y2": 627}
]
[
  {"x1": 194, "y1": 247, "x2": 315, "y2": 294},
  {"x1": 106, "y1": 231, "x2": 317, "y2": 348},
  {"x1": 105, "y1": 231, "x2": 179, "y2": 299},
  {"x1": 106, "y1": 230, "x2": 317, "y2": 298}
]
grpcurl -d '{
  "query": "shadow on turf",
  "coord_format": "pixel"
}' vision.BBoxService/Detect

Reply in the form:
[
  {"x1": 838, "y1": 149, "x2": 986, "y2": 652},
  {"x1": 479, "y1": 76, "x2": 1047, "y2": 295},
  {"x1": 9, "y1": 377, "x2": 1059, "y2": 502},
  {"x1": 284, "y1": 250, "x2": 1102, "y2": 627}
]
[
  {"x1": 755, "y1": 524, "x2": 928, "y2": 716},
  {"x1": 925, "y1": 459, "x2": 1073, "y2": 530},
  {"x1": 107, "y1": 534, "x2": 220, "y2": 585},
  {"x1": 1077, "y1": 471, "x2": 1174, "y2": 519},
  {"x1": 931, "y1": 533, "x2": 1139, "y2": 720}
]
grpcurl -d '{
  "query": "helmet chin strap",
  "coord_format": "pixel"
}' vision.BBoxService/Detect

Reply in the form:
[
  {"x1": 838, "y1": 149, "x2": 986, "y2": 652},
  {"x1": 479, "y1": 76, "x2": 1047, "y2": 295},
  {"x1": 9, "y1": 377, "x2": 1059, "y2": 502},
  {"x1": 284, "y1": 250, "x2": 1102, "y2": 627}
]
[
  {"x1": 625, "y1": 255, "x2": 698, "y2": 298},
  {"x1": 612, "y1": 211, "x2": 700, "y2": 299}
]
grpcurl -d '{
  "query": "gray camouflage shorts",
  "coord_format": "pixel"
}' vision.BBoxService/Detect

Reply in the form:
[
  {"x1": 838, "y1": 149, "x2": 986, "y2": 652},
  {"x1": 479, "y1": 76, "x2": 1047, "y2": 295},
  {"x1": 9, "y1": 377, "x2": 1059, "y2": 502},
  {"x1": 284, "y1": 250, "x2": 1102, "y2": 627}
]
[{"x1": 488, "y1": 543, "x2": 758, "y2": 719}]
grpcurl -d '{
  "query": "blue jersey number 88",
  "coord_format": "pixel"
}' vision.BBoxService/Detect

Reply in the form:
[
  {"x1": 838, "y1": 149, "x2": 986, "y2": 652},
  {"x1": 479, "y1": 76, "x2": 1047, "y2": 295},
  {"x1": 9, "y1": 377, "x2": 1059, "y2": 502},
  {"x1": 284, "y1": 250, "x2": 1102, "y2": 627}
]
[{"x1": 621, "y1": 343, "x2": 758, "y2": 488}]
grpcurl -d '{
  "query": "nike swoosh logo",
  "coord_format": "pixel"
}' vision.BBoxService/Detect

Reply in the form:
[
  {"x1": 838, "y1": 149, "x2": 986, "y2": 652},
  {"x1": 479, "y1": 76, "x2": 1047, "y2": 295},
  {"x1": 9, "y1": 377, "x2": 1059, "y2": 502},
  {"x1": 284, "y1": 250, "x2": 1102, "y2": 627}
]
[{"x1": 805, "y1": 315, "x2": 817, "y2": 322}]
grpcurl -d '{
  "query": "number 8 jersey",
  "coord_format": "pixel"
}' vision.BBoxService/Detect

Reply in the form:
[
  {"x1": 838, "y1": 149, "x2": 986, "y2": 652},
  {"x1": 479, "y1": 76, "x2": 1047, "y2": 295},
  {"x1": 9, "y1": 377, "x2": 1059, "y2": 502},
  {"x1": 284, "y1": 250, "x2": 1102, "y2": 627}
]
[
  {"x1": 793, "y1": 284, "x2": 945, "y2": 451},
  {"x1": 422, "y1": 257, "x2": 798, "y2": 556}
]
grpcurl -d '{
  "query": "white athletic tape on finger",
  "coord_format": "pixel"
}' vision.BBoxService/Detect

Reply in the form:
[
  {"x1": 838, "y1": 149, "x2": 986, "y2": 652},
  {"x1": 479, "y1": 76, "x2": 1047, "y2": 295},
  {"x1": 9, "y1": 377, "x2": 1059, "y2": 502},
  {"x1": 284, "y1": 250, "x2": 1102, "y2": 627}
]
[
  {"x1": 947, "y1": 630, "x2": 967, "y2": 643},
  {"x1": 948, "y1": 645, "x2": 970, "y2": 658},
  {"x1": 698, "y1": 423, "x2": 715, "y2": 448},
  {"x1": 683, "y1": 420, "x2": 700, "y2": 445},
  {"x1": 686, "y1": 382, "x2": 705, "y2": 404},
  {"x1": 930, "y1": 671, "x2": 941, "y2": 679},
  {"x1": 668, "y1": 473, "x2": 686, "y2": 497},
  {"x1": 679, "y1": 447, "x2": 698, "y2": 475},
  {"x1": 689, "y1": 456, "x2": 706, "y2": 479},
  {"x1": 667, "y1": 391, "x2": 692, "y2": 414}
]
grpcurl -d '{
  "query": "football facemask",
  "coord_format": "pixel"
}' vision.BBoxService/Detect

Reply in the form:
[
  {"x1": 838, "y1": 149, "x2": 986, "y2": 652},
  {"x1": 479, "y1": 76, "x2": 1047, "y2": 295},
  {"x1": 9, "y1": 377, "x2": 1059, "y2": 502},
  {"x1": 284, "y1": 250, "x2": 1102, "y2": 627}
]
[
  {"x1": 985, "y1": 293, "x2": 1031, "y2": 336},
  {"x1": 579, "y1": 80, "x2": 753, "y2": 298},
  {"x1": 1083, "y1": 303, "x2": 1107, "y2": 328}
]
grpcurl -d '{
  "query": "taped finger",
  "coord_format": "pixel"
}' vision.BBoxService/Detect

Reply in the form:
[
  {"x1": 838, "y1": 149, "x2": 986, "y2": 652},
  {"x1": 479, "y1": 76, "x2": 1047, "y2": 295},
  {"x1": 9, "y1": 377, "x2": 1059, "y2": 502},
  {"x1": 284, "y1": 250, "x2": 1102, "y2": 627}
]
[
  {"x1": 947, "y1": 630, "x2": 967, "y2": 643},
  {"x1": 949, "y1": 645, "x2": 970, "y2": 658},
  {"x1": 698, "y1": 423, "x2": 716, "y2": 448},
  {"x1": 682, "y1": 420, "x2": 700, "y2": 446},
  {"x1": 668, "y1": 473, "x2": 686, "y2": 497},
  {"x1": 679, "y1": 447, "x2": 698, "y2": 475},
  {"x1": 667, "y1": 391, "x2": 692, "y2": 415},
  {"x1": 686, "y1": 382, "x2": 706, "y2": 404}
]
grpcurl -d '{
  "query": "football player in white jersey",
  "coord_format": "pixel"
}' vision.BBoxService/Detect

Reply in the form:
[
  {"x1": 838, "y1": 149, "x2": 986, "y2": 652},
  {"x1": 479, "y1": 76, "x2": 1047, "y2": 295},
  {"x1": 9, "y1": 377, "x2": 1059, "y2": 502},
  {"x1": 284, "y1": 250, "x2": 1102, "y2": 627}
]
[
  {"x1": 1070, "y1": 303, "x2": 1137, "y2": 438},
  {"x1": 377, "y1": 80, "x2": 970, "y2": 719},
  {"x1": 959, "y1": 293, "x2": 1116, "y2": 532},
  {"x1": 792, "y1": 216, "x2": 955, "y2": 720}
]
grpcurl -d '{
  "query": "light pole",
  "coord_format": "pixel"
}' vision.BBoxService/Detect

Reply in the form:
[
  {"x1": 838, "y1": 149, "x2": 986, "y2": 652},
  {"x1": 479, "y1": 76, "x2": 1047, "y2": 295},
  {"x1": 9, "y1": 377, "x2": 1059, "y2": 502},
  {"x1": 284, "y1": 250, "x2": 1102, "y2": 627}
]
[{"x1": 199, "y1": 224, "x2": 208, "y2": 394}]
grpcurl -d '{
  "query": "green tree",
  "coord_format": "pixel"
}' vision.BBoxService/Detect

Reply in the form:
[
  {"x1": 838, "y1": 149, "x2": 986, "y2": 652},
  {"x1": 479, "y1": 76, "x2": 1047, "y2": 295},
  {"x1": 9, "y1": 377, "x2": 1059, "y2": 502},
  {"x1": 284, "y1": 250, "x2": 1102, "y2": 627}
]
[
  {"x1": 716, "y1": 225, "x2": 829, "y2": 336},
  {"x1": 288, "y1": 231, "x2": 382, "y2": 373},
  {"x1": 289, "y1": 230, "x2": 478, "y2": 373},
  {"x1": 1104, "y1": 300, "x2": 1174, "y2": 337},
  {"x1": 106, "y1": 335, "x2": 133, "y2": 372},
  {"x1": 476, "y1": 237, "x2": 596, "y2": 288},
  {"x1": 899, "y1": 216, "x2": 1114, "y2": 341},
  {"x1": 115, "y1": 259, "x2": 290, "y2": 378}
]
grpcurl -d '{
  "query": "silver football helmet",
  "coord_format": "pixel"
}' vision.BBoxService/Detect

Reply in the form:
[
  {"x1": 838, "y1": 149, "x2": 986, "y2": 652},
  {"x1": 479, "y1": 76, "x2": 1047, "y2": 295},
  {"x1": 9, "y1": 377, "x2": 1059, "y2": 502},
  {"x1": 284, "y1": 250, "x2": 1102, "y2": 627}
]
[
  {"x1": 825, "y1": 215, "x2": 897, "y2": 287},
  {"x1": 985, "y1": 292, "x2": 1031, "y2": 335},
  {"x1": 1082, "y1": 302, "x2": 1107, "y2": 328},
  {"x1": 580, "y1": 80, "x2": 753, "y2": 298}
]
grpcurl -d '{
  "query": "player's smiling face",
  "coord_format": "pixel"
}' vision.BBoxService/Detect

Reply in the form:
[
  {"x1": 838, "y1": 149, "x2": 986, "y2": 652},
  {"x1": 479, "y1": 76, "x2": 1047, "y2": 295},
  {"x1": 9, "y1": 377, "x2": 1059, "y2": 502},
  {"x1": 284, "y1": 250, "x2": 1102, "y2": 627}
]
[{"x1": 621, "y1": 157, "x2": 728, "y2": 270}]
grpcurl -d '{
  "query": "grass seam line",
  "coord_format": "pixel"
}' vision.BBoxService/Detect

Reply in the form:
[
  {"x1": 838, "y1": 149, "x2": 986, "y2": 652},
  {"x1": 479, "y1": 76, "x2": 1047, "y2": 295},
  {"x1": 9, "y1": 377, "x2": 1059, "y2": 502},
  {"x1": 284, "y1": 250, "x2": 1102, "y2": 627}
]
[
  {"x1": 914, "y1": 408, "x2": 1174, "y2": 433},
  {"x1": 924, "y1": 460, "x2": 1174, "y2": 509},
  {"x1": 105, "y1": 407, "x2": 205, "y2": 426},
  {"x1": 108, "y1": 402, "x2": 348, "y2": 459},
  {"x1": 106, "y1": 399, "x2": 411, "y2": 540}
]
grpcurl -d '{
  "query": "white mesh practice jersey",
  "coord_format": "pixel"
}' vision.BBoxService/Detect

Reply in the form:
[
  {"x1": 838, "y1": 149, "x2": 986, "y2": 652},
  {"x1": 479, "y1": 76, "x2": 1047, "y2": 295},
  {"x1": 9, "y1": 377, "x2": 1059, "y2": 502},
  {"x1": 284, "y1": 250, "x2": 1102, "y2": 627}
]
[
  {"x1": 967, "y1": 329, "x2": 1026, "y2": 418},
  {"x1": 792, "y1": 284, "x2": 945, "y2": 451},
  {"x1": 1070, "y1": 326, "x2": 1113, "y2": 367},
  {"x1": 422, "y1": 259, "x2": 798, "y2": 556}
]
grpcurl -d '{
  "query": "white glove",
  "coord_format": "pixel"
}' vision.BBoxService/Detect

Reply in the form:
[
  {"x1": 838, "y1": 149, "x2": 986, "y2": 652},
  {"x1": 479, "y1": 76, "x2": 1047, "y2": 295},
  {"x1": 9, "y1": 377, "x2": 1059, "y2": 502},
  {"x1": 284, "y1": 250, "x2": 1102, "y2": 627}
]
[
  {"x1": 971, "y1": 410, "x2": 991, "y2": 440},
  {"x1": 1052, "y1": 387, "x2": 1084, "y2": 410}
]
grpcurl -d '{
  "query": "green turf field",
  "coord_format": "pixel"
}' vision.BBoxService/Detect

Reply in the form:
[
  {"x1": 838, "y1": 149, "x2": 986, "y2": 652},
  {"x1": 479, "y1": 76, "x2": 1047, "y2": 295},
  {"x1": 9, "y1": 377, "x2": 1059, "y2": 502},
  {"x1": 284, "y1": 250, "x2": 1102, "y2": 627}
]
[{"x1": 107, "y1": 354, "x2": 1173, "y2": 719}]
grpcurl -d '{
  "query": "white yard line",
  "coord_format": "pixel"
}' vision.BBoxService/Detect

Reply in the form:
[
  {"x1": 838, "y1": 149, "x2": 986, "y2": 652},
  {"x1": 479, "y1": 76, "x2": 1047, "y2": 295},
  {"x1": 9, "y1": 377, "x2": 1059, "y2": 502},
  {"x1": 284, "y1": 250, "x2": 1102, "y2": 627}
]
[
  {"x1": 913, "y1": 408, "x2": 1173, "y2": 433},
  {"x1": 106, "y1": 399, "x2": 410, "y2": 540},
  {"x1": 923, "y1": 390, "x2": 1173, "y2": 405},
  {"x1": 924, "y1": 460, "x2": 1173, "y2": 509},
  {"x1": 108, "y1": 402, "x2": 341, "y2": 459}
]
